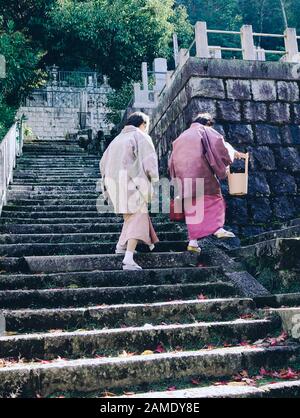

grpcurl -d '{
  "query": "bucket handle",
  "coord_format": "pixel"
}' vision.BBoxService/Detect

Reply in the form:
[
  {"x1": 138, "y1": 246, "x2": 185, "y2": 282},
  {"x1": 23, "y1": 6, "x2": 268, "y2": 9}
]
[{"x1": 245, "y1": 153, "x2": 249, "y2": 176}]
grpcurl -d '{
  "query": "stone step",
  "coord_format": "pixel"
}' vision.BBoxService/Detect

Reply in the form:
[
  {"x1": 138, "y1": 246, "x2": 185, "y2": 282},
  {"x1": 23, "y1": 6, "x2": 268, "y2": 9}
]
[
  {"x1": 242, "y1": 224, "x2": 300, "y2": 246},
  {"x1": 17, "y1": 157, "x2": 99, "y2": 162},
  {"x1": 9, "y1": 185, "x2": 97, "y2": 192},
  {"x1": 7, "y1": 192, "x2": 100, "y2": 200},
  {"x1": 20, "y1": 151, "x2": 88, "y2": 156},
  {"x1": 0, "y1": 345, "x2": 298, "y2": 398},
  {"x1": 6, "y1": 198, "x2": 101, "y2": 206},
  {"x1": 0, "y1": 282, "x2": 237, "y2": 309},
  {"x1": 0, "y1": 222, "x2": 178, "y2": 235},
  {"x1": 1, "y1": 211, "x2": 118, "y2": 219},
  {"x1": 0, "y1": 252, "x2": 200, "y2": 274},
  {"x1": 278, "y1": 239, "x2": 300, "y2": 270},
  {"x1": 0, "y1": 267, "x2": 222, "y2": 290},
  {"x1": 0, "y1": 216, "x2": 170, "y2": 225},
  {"x1": 11, "y1": 179, "x2": 99, "y2": 185},
  {"x1": 16, "y1": 165, "x2": 100, "y2": 170},
  {"x1": 15, "y1": 168, "x2": 100, "y2": 173},
  {"x1": 0, "y1": 240, "x2": 190, "y2": 257},
  {"x1": 0, "y1": 231, "x2": 185, "y2": 245},
  {"x1": 3, "y1": 205, "x2": 103, "y2": 213},
  {"x1": 275, "y1": 293, "x2": 300, "y2": 308},
  {"x1": 0, "y1": 319, "x2": 273, "y2": 361},
  {"x1": 14, "y1": 173, "x2": 100, "y2": 178},
  {"x1": 118, "y1": 380, "x2": 300, "y2": 398},
  {"x1": 7, "y1": 193, "x2": 100, "y2": 201},
  {"x1": 0, "y1": 217, "x2": 124, "y2": 225},
  {"x1": 22, "y1": 145, "x2": 83, "y2": 150},
  {"x1": 6, "y1": 200, "x2": 101, "y2": 207},
  {"x1": 4, "y1": 298, "x2": 256, "y2": 333}
]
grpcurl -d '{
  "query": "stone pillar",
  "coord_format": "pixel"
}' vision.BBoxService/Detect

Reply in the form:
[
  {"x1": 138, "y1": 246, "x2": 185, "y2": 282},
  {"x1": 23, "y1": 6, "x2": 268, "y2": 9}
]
[
  {"x1": 153, "y1": 58, "x2": 168, "y2": 93},
  {"x1": 241, "y1": 25, "x2": 256, "y2": 60},
  {"x1": 173, "y1": 33, "x2": 179, "y2": 67},
  {"x1": 284, "y1": 28, "x2": 299, "y2": 62},
  {"x1": 166, "y1": 71, "x2": 173, "y2": 88},
  {"x1": 0, "y1": 313, "x2": 5, "y2": 336},
  {"x1": 195, "y1": 21, "x2": 210, "y2": 58},
  {"x1": 50, "y1": 64, "x2": 59, "y2": 86},
  {"x1": 80, "y1": 91, "x2": 88, "y2": 113},
  {"x1": 178, "y1": 49, "x2": 189, "y2": 69},
  {"x1": 142, "y1": 62, "x2": 149, "y2": 91},
  {"x1": 256, "y1": 47, "x2": 266, "y2": 61},
  {"x1": 209, "y1": 47, "x2": 222, "y2": 59}
]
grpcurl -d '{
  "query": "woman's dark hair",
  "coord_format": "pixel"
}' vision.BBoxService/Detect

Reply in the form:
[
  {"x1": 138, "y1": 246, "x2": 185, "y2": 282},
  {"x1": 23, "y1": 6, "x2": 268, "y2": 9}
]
[
  {"x1": 193, "y1": 112, "x2": 214, "y2": 127},
  {"x1": 125, "y1": 112, "x2": 149, "y2": 128}
]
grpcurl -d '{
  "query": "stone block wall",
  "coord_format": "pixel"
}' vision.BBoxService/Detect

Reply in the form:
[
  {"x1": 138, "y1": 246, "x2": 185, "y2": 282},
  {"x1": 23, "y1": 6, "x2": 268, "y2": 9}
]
[
  {"x1": 150, "y1": 58, "x2": 300, "y2": 236},
  {"x1": 18, "y1": 107, "x2": 80, "y2": 140}
]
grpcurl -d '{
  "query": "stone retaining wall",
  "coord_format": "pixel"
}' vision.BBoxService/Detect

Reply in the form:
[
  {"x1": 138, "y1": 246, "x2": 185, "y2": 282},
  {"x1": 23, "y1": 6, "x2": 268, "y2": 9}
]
[{"x1": 150, "y1": 58, "x2": 300, "y2": 236}]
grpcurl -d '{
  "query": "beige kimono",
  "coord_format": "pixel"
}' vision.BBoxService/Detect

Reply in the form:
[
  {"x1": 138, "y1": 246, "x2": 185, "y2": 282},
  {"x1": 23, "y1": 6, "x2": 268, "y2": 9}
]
[{"x1": 100, "y1": 125, "x2": 159, "y2": 247}]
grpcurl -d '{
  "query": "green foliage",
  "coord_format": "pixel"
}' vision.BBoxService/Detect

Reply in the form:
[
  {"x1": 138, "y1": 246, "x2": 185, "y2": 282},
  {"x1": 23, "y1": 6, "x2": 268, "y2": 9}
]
[
  {"x1": 106, "y1": 82, "x2": 134, "y2": 126},
  {"x1": 178, "y1": 0, "x2": 300, "y2": 53},
  {"x1": 45, "y1": 0, "x2": 193, "y2": 88},
  {"x1": 0, "y1": 18, "x2": 45, "y2": 140}
]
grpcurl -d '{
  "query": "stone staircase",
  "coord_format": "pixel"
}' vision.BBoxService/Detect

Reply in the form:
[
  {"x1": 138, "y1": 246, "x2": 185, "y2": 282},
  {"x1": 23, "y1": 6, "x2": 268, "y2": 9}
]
[{"x1": 0, "y1": 139, "x2": 300, "y2": 398}]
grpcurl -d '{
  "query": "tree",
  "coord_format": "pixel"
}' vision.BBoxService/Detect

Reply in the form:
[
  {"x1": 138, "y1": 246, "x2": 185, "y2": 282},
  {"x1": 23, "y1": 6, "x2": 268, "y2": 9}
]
[
  {"x1": 45, "y1": 0, "x2": 193, "y2": 88},
  {"x1": 0, "y1": 18, "x2": 45, "y2": 139}
]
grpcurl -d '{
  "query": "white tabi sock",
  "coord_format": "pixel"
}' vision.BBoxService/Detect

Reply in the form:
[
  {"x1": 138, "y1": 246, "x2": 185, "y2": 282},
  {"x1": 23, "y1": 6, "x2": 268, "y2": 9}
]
[
  {"x1": 189, "y1": 240, "x2": 198, "y2": 248},
  {"x1": 123, "y1": 251, "x2": 134, "y2": 265}
]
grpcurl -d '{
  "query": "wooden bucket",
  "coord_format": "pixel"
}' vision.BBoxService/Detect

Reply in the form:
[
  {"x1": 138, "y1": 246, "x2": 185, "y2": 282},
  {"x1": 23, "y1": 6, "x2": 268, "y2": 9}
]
[{"x1": 228, "y1": 153, "x2": 249, "y2": 196}]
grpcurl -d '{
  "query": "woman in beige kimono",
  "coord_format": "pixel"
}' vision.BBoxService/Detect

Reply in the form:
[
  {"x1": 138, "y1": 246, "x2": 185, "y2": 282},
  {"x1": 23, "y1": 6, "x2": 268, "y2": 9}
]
[{"x1": 100, "y1": 112, "x2": 159, "y2": 271}]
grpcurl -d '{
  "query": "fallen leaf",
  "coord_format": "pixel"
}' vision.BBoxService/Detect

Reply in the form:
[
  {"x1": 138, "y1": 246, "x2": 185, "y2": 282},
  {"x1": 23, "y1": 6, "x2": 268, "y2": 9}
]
[
  {"x1": 228, "y1": 381, "x2": 248, "y2": 387},
  {"x1": 167, "y1": 386, "x2": 177, "y2": 391},
  {"x1": 197, "y1": 294, "x2": 208, "y2": 300},
  {"x1": 259, "y1": 367, "x2": 268, "y2": 377},
  {"x1": 155, "y1": 343, "x2": 166, "y2": 353},
  {"x1": 123, "y1": 392, "x2": 135, "y2": 396},
  {"x1": 119, "y1": 351, "x2": 136, "y2": 358},
  {"x1": 240, "y1": 314, "x2": 254, "y2": 320},
  {"x1": 191, "y1": 379, "x2": 201, "y2": 385},
  {"x1": 204, "y1": 345, "x2": 215, "y2": 350},
  {"x1": 213, "y1": 382, "x2": 228, "y2": 386},
  {"x1": 141, "y1": 350, "x2": 154, "y2": 356},
  {"x1": 279, "y1": 368, "x2": 299, "y2": 379},
  {"x1": 102, "y1": 391, "x2": 116, "y2": 398}
]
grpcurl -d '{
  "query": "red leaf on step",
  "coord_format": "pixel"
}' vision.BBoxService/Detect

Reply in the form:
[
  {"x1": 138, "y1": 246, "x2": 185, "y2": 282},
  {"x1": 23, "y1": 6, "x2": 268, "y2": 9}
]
[
  {"x1": 191, "y1": 379, "x2": 200, "y2": 385},
  {"x1": 240, "y1": 314, "x2": 254, "y2": 320},
  {"x1": 259, "y1": 367, "x2": 269, "y2": 377},
  {"x1": 279, "y1": 368, "x2": 299, "y2": 379},
  {"x1": 239, "y1": 341, "x2": 251, "y2": 346},
  {"x1": 197, "y1": 294, "x2": 208, "y2": 300},
  {"x1": 167, "y1": 386, "x2": 177, "y2": 391},
  {"x1": 204, "y1": 345, "x2": 215, "y2": 350},
  {"x1": 277, "y1": 331, "x2": 289, "y2": 342},
  {"x1": 155, "y1": 343, "x2": 166, "y2": 353}
]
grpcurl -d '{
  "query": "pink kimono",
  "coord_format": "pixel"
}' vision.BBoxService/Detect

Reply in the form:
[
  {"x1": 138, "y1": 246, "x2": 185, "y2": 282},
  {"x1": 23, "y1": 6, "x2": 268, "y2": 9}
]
[{"x1": 168, "y1": 123, "x2": 235, "y2": 240}]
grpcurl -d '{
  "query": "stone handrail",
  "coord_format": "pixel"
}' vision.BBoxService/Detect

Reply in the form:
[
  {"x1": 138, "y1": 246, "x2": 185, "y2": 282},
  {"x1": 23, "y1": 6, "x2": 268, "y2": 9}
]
[
  {"x1": 0, "y1": 122, "x2": 24, "y2": 214},
  {"x1": 132, "y1": 21, "x2": 300, "y2": 109}
]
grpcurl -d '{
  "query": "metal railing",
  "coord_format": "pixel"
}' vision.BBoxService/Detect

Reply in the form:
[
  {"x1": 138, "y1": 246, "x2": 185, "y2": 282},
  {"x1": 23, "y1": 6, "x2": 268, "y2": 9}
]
[
  {"x1": 48, "y1": 68, "x2": 102, "y2": 88},
  {"x1": 0, "y1": 119, "x2": 24, "y2": 214},
  {"x1": 23, "y1": 90, "x2": 109, "y2": 109}
]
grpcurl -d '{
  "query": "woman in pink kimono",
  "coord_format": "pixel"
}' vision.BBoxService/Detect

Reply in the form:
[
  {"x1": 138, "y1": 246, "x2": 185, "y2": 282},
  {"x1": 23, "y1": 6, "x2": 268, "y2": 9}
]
[
  {"x1": 169, "y1": 113, "x2": 247, "y2": 254},
  {"x1": 100, "y1": 112, "x2": 159, "y2": 270}
]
